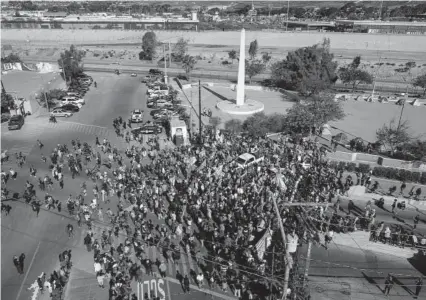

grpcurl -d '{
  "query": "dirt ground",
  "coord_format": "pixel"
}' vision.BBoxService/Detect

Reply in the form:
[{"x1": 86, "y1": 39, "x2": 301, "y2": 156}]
[{"x1": 2, "y1": 29, "x2": 426, "y2": 83}]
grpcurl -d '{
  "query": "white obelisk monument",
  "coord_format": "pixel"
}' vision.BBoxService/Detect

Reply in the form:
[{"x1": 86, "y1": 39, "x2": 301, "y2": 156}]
[
  {"x1": 236, "y1": 28, "x2": 246, "y2": 106},
  {"x1": 216, "y1": 27, "x2": 264, "y2": 115}
]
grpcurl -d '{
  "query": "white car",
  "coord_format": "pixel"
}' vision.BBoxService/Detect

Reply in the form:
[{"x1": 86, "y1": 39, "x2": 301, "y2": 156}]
[
  {"x1": 131, "y1": 109, "x2": 144, "y2": 123},
  {"x1": 51, "y1": 108, "x2": 73, "y2": 118},
  {"x1": 131, "y1": 73, "x2": 137, "y2": 77},
  {"x1": 62, "y1": 96, "x2": 85, "y2": 105}
]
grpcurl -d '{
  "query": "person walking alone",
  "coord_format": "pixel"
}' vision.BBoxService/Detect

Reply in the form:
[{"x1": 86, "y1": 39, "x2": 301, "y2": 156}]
[
  {"x1": 13, "y1": 255, "x2": 23, "y2": 274},
  {"x1": 19, "y1": 253, "x2": 25, "y2": 274},
  {"x1": 415, "y1": 277, "x2": 423, "y2": 299},
  {"x1": 384, "y1": 274, "x2": 394, "y2": 296}
]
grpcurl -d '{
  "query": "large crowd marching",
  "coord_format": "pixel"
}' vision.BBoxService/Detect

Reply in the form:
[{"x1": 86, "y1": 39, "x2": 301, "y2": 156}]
[{"x1": 1, "y1": 114, "x2": 425, "y2": 300}]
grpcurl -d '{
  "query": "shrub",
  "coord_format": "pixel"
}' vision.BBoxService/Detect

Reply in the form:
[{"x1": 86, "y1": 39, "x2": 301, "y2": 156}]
[
  {"x1": 337, "y1": 161, "x2": 346, "y2": 170},
  {"x1": 358, "y1": 163, "x2": 370, "y2": 173},
  {"x1": 222, "y1": 60, "x2": 230, "y2": 65},
  {"x1": 328, "y1": 161, "x2": 338, "y2": 169},
  {"x1": 412, "y1": 172, "x2": 421, "y2": 183},
  {"x1": 345, "y1": 162, "x2": 356, "y2": 172},
  {"x1": 421, "y1": 172, "x2": 426, "y2": 185}
]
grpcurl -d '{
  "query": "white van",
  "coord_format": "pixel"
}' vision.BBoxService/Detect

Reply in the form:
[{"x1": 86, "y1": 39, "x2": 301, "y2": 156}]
[{"x1": 62, "y1": 96, "x2": 85, "y2": 105}]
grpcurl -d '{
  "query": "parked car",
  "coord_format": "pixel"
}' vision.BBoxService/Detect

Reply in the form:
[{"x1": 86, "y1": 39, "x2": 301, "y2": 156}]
[
  {"x1": 61, "y1": 98, "x2": 85, "y2": 107},
  {"x1": 131, "y1": 73, "x2": 137, "y2": 77},
  {"x1": 115, "y1": 69, "x2": 120, "y2": 75},
  {"x1": 131, "y1": 109, "x2": 144, "y2": 123},
  {"x1": 147, "y1": 100, "x2": 173, "y2": 109},
  {"x1": 51, "y1": 108, "x2": 73, "y2": 118},
  {"x1": 149, "y1": 69, "x2": 164, "y2": 76},
  {"x1": 60, "y1": 104, "x2": 80, "y2": 112},
  {"x1": 8, "y1": 115, "x2": 24, "y2": 130},
  {"x1": 150, "y1": 107, "x2": 175, "y2": 116},
  {"x1": 141, "y1": 75, "x2": 158, "y2": 83},
  {"x1": 131, "y1": 124, "x2": 162, "y2": 135}
]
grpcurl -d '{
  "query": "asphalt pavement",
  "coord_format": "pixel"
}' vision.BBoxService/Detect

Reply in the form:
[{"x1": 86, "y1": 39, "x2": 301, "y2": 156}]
[
  {"x1": 2, "y1": 70, "x2": 425, "y2": 300},
  {"x1": 1, "y1": 72, "x2": 151, "y2": 300}
]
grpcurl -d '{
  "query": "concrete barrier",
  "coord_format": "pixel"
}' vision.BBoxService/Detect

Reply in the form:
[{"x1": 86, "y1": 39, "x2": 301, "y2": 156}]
[
  {"x1": 355, "y1": 153, "x2": 380, "y2": 164},
  {"x1": 381, "y1": 157, "x2": 413, "y2": 169},
  {"x1": 328, "y1": 151, "x2": 354, "y2": 162}
]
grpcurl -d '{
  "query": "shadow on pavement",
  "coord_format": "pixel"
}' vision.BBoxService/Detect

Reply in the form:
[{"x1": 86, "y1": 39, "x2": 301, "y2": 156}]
[
  {"x1": 408, "y1": 254, "x2": 426, "y2": 276},
  {"x1": 361, "y1": 272, "x2": 384, "y2": 294},
  {"x1": 393, "y1": 277, "x2": 414, "y2": 296}
]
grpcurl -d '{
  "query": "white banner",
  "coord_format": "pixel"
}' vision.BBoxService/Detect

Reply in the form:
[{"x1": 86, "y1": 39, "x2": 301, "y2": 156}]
[{"x1": 255, "y1": 228, "x2": 272, "y2": 260}]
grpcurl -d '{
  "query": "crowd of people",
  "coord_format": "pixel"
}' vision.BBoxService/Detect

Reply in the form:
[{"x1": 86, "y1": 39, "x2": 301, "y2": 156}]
[{"x1": 1, "y1": 113, "x2": 425, "y2": 300}]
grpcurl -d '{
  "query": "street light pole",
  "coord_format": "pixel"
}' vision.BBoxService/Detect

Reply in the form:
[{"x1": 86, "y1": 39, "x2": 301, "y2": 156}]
[
  {"x1": 285, "y1": 0, "x2": 290, "y2": 32},
  {"x1": 198, "y1": 80, "x2": 202, "y2": 145},
  {"x1": 1, "y1": 80, "x2": 6, "y2": 94}
]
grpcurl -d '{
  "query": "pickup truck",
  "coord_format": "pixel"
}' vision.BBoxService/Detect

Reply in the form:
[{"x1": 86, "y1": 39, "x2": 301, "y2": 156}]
[{"x1": 236, "y1": 152, "x2": 264, "y2": 168}]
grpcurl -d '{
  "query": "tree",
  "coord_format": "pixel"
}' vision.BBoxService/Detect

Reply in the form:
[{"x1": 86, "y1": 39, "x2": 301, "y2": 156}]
[
  {"x1": 339, "y1": 56, "x2": 373, "y2": 91},
  {"x1": 261, "y1": 52, "x2": 272, "y2": 65},
  {"x1": 412, "y1": 73, "x2": 426, "y2": 96},
  {"x1": 242, "y1": 112, "x2": 270, "y2": 137},
  {"x1": 248, "y1": 40, "x2": 258, "y2": 60},
  {"x1": 228, "y1": 50, "x2": 237, "y2": 64},
  {"x1": 181, "y1": 55, "x2": 197, "y2": 78},
  {"x1": 246, "y1": 59, "x2": 265, "y2": 84},
  {"x1": 209, "y1": 117, "x2": 222, "y2": 129},
  {"x1": 270, "y1": 38, "x2": 338, "y2": 96},
  {"x1": 224, "y1": 119, "x2": 243, "y2": 134},
  {"x1": 141, "y1": 32, "x2": 158, "y2": 61},
  {"x1": 173, "y1": 38, "x2": 189, "y2": 62},
  {"x1": 376, "y1": 119, "x2": 412, "y2": 153},
  {"x1": 58, "y1": 45, "x2": 85, "y2": 83},
  {"x1": 284, "y1": 92, "x2": 345, "y2": 134},
  {"x1": 1, "y1": 92, "x2": 15, "y2": 113},
  {"x1": 1, "y1": 53, "x2": 21, "y2": 63},
  {"x1": 67, "y1": 2, "x2": 81, "y2": 13}
]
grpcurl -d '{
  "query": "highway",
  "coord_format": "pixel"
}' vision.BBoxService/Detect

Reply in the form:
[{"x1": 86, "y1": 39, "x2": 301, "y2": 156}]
[{"x1": 21, "y1": 56, "x2": 422, "y2": 94}]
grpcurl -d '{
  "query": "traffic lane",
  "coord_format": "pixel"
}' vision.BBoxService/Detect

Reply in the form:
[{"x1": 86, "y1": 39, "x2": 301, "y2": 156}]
[
  {"x1": 1, "y1": 199, "x2": 74, "y2": 300},
  {"x1": 336, "y1": 196, "x2": 426, "y2": 234},
  {"x1": 61, "y1": 72, "x2": 146, "y2": 130},
  {"x1": 133, "y1": 276, "x2": 237, "y2": 300},
  {"x1": 307, "y1": 242, "x2": 421, "y2": 282}
]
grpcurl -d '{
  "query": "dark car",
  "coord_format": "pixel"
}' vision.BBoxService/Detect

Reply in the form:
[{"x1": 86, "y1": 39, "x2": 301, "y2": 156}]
[
  {"x1": 60, "y1": 104, "x2": 80, "y2": 112},
  {"x1": 8, "y1": 114, "x2": 25, "y2": 130},
  {"x1": 149, "y1": 69, "x2": 164, "y2": 76},
  {"x1": 131, "y1": 125, "x2": 162, "y2": 135}
]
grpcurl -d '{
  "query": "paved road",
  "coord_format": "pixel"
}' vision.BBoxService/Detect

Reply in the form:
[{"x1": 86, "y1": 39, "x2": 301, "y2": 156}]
[
  {"x1": 1, "y1": 72, "x2": 149, "y2": 300},
  {"x1": 1, "y1": 71, "x2": 236, "y2": 300},
  {"x1": 306, "y1": 243, "x2": 424, "y2": 300}
]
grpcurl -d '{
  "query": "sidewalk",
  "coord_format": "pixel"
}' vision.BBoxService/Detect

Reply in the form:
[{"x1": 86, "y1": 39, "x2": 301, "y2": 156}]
[
  {"x1": 331, "y1": 231, "x2": 417, "y2": 259},
  {"x1": 346, "y1": 185, "x2": 426, "y2": 210},
  {"x1": 309, "y1": 276, "x2": 417, "y2": 300}
]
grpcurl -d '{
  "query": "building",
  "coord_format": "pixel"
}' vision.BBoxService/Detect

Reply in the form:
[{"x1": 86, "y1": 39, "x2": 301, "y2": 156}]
[{"x1": 335, "y1": 20, "x2": 426, "y2": 34}]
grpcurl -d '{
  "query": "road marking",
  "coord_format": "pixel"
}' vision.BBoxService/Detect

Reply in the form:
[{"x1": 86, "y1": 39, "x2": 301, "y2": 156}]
[
  {"x1": 165, "y1": 277, "x2": 237, "y2": 300},
  {"x1": 16, "y1": 241, "x2": 41, "y2": 300},
  {"x1": 55, "y1": 120, "x2": 108, "y2": 129},
  {"x1": 166, "y1": 278, "x2": 171, "y2": 300}
]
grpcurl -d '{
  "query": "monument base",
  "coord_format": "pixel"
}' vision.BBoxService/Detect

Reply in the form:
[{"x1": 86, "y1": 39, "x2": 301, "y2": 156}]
[{"x1": 216, "y1": 99, "x2": 264, "y2": 115}]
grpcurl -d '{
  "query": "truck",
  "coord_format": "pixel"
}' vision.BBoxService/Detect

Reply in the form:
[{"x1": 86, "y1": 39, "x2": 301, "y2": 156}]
[{"x1": 236, "y1": 152, "x2": 264, "y2": 168}]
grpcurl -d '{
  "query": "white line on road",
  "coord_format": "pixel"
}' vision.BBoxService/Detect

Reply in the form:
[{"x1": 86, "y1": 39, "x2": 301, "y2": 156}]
[
  {"x1": 166, "y1": 278, "x2": 172, "y2": 300},
  {"x1": 165, "y1": 277, "x2": 237, "y2": 300},
  {"x1": 15, "y1": 241, "x2": 41, "y2": 300},
  {"x1": 58, "y1": 120, "x2": 108, "y2": 129}
]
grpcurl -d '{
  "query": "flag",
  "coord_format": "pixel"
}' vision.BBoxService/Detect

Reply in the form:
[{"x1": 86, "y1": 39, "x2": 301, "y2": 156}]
[
  {"x1": 255, "y1": 227, "x2": 273, "y2": 260},
  {"x1": 275, "y1": 173, "x2": 287, "y2": 192},
  {"x1": 197, "y1": 160, "x2": 206, "y2": 171}
]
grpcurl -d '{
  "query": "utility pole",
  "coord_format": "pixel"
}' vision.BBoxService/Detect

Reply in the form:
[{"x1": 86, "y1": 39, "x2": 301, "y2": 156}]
[
  {"x1": 397, "y1": 85, "x2": 408, "y2": 130},
  {"x1": 198, "y1": 80, "x2": 202, "y2": 145},
  {"x1": 271, "y1": 196, "x2": 290, "y2": 300},
  {"x1": 303, "y1": 241, "x2": 312, "y2": 282},
  {"x1": 1, "y1": 80, "x2": 6, "y2": 94},
  {"x1": 163, "y1": 44, "x2": 168, "y2": 84},
  {"x1": 285, "y1": 0, "x2": 290, "y2": 32},
  {"x1": 169, "y1": 41, "x2": 172, "y2": 67},
  {"x1": 269, "y1": 246, "x2": 275, "y2": 300},
  {"x1": 370, "y1": 56, "x2": 382, "y2": 101},
  {"x1": 190, "y1": 90, "x2": 193, "y2": 135}
]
